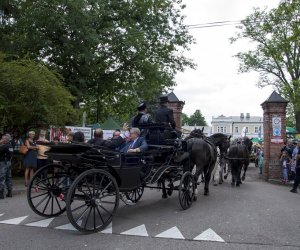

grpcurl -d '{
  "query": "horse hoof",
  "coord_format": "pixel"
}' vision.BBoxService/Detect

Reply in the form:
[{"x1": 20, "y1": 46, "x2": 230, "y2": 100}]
[
  {"x1": 242, "y1": 176, "x2": 245, "y2": 181},
  {"x1": 231, "y1": 182, "x2": 235, "y2": 186},
  {"x1": 224, "y1": 176, "x2": 227, "y2": 180},
  {"x1": 236, "y1": 183, "x2": 240, "y2": 187},
  {"x1": 167, "y1": 190, "x2": 173, "y2": 196},
  {"x1": 213, "y1": 183, "x2": 218, "y2": 186},
  {"x1": 193, "y1": 195, "x2": 197, "y2": 201},
  {"x1": 204, "y1": 191, "x2": 209, "y2": 196},
  {"x1": 162, "y1": 194, "x2": 168, "y2": 199}
]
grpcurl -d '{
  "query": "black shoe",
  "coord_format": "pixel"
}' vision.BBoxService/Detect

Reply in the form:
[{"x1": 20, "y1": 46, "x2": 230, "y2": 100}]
[
  {"x1": 290, "y1": 189, "x2": 297, "y2": 193},
  {"x1": 7, "y1": 190, "x2": 12, "y2": 197}
]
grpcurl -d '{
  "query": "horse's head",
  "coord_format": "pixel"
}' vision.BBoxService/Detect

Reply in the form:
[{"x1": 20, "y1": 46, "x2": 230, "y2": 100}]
[
  {"x1": 211, "y1": 133, "x2": 231, "y2": 155},
  {"x1": 189, "y1": 128, "x2": 204, "y2": 138},
  {"x1": 242, "y1": 136, "x2": 253, "y2": 153}
]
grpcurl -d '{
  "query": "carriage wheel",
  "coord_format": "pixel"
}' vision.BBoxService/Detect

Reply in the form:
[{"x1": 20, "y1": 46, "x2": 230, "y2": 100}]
[
  {"x1": 178, "y1": 171, "x2": 195, "y2": 210},
  {"x1": 66, "y1": 169, "x2": 119, "y2": 232},
  {"x1": 125, "y1": 186, "x2": 144, "y2": 203},
  {"x1": 27, "y1": 164, "x2": 69, "y2": 217}
]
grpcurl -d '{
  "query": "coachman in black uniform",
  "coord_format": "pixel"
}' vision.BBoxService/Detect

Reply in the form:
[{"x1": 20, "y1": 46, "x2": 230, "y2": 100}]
[
  {"x1": 155, "y1": 95, "x2": 176, "y2": 129},
  {"x1": 132, "y1": 102, "x2": 153, "y2": 127}
]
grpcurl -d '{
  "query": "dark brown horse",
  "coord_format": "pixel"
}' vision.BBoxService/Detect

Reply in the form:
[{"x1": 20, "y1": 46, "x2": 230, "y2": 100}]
[
  {"x1": 227, "y1": 137, "x2": 253, "y2": 186},
  {"x1": 180, "y1": 130, "x2": 231, "y2": 197}
]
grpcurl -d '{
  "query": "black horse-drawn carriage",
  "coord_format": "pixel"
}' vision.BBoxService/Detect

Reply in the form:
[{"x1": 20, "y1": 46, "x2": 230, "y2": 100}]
[{"x1": 27, "y1": 124, "x2": 196, "y2": 233}]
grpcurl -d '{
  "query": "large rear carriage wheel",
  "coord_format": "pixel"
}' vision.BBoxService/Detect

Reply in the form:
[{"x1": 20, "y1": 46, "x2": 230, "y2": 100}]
[
  {"x1": 66, "y1": 169, "x2": 119, "y2": 233},
  {"x1": 27, "y1": 164, "x2": 69, "y2": 217},
  {"x1": 178, "y1": 171, "x2": 195, "y2": 210}
]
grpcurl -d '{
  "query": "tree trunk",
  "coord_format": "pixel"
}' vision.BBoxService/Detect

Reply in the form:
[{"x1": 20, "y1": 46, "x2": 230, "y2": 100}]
[{"x1": 295, "y1": 111, "x2": 300, "y2": 133}]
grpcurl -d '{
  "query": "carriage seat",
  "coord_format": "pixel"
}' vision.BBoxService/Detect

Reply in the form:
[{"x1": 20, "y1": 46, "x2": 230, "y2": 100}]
[{"x1": 137, "y1": 123, "x2": 178, "y2": 145}]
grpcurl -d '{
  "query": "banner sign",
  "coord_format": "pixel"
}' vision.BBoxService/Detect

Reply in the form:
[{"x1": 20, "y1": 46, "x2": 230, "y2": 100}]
[{"x1": 65, "y1": 126, "x2": 92, "y2": 142}]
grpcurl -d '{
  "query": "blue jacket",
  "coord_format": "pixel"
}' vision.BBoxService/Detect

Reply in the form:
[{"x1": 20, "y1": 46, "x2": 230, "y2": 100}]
[{"x1": 119, "y1": 137, "x2": 148, "y2": 153}]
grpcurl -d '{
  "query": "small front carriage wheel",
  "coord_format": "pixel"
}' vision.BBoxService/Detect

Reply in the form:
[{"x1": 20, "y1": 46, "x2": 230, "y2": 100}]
[
  {"x1": 66, "y1": 169, "x2": 119, "y2": 233},
  {"x1": 27, "y1": 164, "x2": 68, "y2": 217},
  {"x1": 125, "y1": 186, "x2": 144, "y2": 203},
  {"x1": 178, "y1": 171, "x2": 195, "y2": 210}
]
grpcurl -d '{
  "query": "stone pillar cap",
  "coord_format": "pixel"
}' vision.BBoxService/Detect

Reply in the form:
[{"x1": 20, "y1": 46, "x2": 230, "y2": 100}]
[{"x1": 261, "y1": 91, "x2": 288, "y2": 106}]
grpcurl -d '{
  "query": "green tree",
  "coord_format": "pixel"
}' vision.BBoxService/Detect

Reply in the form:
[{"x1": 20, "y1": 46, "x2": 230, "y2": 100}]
[
  {"x1": 231, "y1": 0, "x2": 300, "y2": 131},
  {"x1": 185, "y1": 110, "x2": 207, "y2": 126},
  {"x1": 0, "y1": 53, "x2": 77, "y2": 133},
  {"x1": 0, "y1": 0, "x2": 195, "y2": 122},
  {"x1": 182, "y1": 113, "x2": 190, "y2": 125}
]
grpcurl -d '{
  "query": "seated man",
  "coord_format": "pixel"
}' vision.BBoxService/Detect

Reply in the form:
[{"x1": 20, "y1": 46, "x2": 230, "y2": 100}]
[
  {"x1": 119, "y1": 127, "x2": 148, "y2": 153},
  {"x1": 88, "y1": 128, "x2": 125, "y2": 150}
]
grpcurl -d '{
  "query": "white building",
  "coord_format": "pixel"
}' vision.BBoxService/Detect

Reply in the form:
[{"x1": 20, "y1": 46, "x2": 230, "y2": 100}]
[{"x1": 211, "y1": 113, "x2": 263, "y2": 139}]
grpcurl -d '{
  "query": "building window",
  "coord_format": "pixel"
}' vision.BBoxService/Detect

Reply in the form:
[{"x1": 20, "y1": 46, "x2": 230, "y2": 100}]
[
  {"x1": 235, "y1": 127, "x2": 239, "y2": 133},
  {"x1": 217, "y1": 126, "x2": 226, "y2": 133},
  {"x1": 255, "y1": 127, "x2": 258, "y2": 133}
]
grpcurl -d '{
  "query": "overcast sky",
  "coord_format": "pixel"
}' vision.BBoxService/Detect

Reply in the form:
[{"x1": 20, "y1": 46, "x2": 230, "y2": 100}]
[{"x1": 174, "y1": 0, "x2": 281, "y2": 124}]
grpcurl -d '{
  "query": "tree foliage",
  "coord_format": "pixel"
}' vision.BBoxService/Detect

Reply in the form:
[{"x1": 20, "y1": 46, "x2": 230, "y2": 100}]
[
  {"x1": 0, "y1": 53, "x2": 77, "y2": 132},
  {"x1": 182, "y1": 110, "x2": 207, "y2": 126},
  {"x1": 0, "y1": 0, "x2": 195, "y2": 123},
  {"x1": 231, "y1": 0, "x2": 300, "y2": 131}
]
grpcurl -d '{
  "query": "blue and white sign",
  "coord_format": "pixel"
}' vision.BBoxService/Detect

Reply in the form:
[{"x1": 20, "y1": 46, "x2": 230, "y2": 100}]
[
  {"x1": 272, "y1": 116, "x2": 282, "y2": 137},
  {"x1": 273, "y1": 128, "x2": 281, "y2": 136}
]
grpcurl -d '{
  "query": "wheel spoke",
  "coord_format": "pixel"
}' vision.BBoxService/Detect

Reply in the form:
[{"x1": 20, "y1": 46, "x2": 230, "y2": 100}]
[
  {"x1": 42, "y1": 196, "x2": 51, "y2": 213},
  {"x1": 99, "y1": 205, "x2": 113, "y2": 216},
  {"x1": 93, "y1": 207, "x2": 96, "y2": 230},
  {"x1": 100, "y1": 181, "x2": 112, "y2": 195},
  {"x1": 95, "y1": 175, "x2": 105, "y2": 196},
  {"x1": 54, "y1": 195, "x2": 62, "y2": 211},
  {"x1": 84, "y1": 207, "x2": 92, "y2": 230},
  {"x1": 31, "y1": 192, "x2": 49, "y2": 199},
  {"x1": 51, "y1": 196, "x2": 54, "y2": 215},
  {"x1": 96, "y1": 206, "x2": 105, "y2": 224},
  {"x1": 101, "y1": 200, "x2": 116, "y2": 205},
  {"x1": 71, "y1": 203, "x2": 87, "y2": 213},
  {"x1": 76, "y1": 205, "x2": 90, "y2": 222},
  {"x1": 85, "y1": 178, "x2": 93, "y2": 196},
  {"x1": 93, "y1": 174, "x2": 96, "y2": 196}
]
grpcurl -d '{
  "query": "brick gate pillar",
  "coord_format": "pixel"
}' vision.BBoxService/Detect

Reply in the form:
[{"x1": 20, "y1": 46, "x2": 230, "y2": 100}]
[
  {"x1": 166, "y1": 92, "x2": 185, "y2": 128},
  {"x1": 261, "y1": 91, "x2": 288, "y2": 182}
]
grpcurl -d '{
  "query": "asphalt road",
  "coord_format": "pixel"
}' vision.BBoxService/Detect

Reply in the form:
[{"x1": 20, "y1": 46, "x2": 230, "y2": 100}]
[{"x1": 0, "y1": 164, "x2": 299, "y2": 250}]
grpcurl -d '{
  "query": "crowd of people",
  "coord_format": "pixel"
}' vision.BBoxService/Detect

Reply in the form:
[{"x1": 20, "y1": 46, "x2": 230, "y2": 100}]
[
  {"x1": 0, "y1": 95, "x2": 177, "y2": 199},
  {"x1": 280, "y1": 139, "x2": 300, "y2": 193}
]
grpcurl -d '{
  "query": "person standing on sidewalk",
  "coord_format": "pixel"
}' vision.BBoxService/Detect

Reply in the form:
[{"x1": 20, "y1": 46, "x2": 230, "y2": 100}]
[
  {"x1": 290, "y1": 141, "x2": 300, "y2": 193},
  {"x1": 0, "y1": 134, "x2": 13, "y2": 199},
  {"x1": 23, "y1": 131, "x2": 38, "y2": 187}
]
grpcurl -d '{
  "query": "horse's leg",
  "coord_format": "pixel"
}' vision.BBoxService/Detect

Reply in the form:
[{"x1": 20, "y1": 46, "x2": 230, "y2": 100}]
[
  {"x1": 211, "y1": 159, "x2": 219, "y2": 186},
  {"x1": 236, "y1": 162, "x2": 243, "y2": 187},
  {"x1": 242, "y1": 162, "x2": 248, "y2": 181},
  {"x1": 161, "y1": 180, "x2": 168, "y2": 199},
  {"x1": 224, "y1": 161, "x2": 230, "y2": 180},
  {"x1": 204, "y1": 166, "x2": 212, "y2": 196},
  {"x1": 214, "y1": 162, "x2": 221, "y2": 186},
  {"x1": 219, "y1": 161, "x2": 224, "y2": 184},
  {"x1": 231, "y1": 161, "x2": 236, "y2": 186}
]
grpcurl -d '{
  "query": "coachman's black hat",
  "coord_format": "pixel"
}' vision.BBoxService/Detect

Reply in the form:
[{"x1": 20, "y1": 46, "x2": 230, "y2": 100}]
[
  {"x1": 159, "y1": 95, "x2": 168, "y2": 103},
  {"x1": 137, "y1": 102, "x2": 147, "y2": 111}
]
